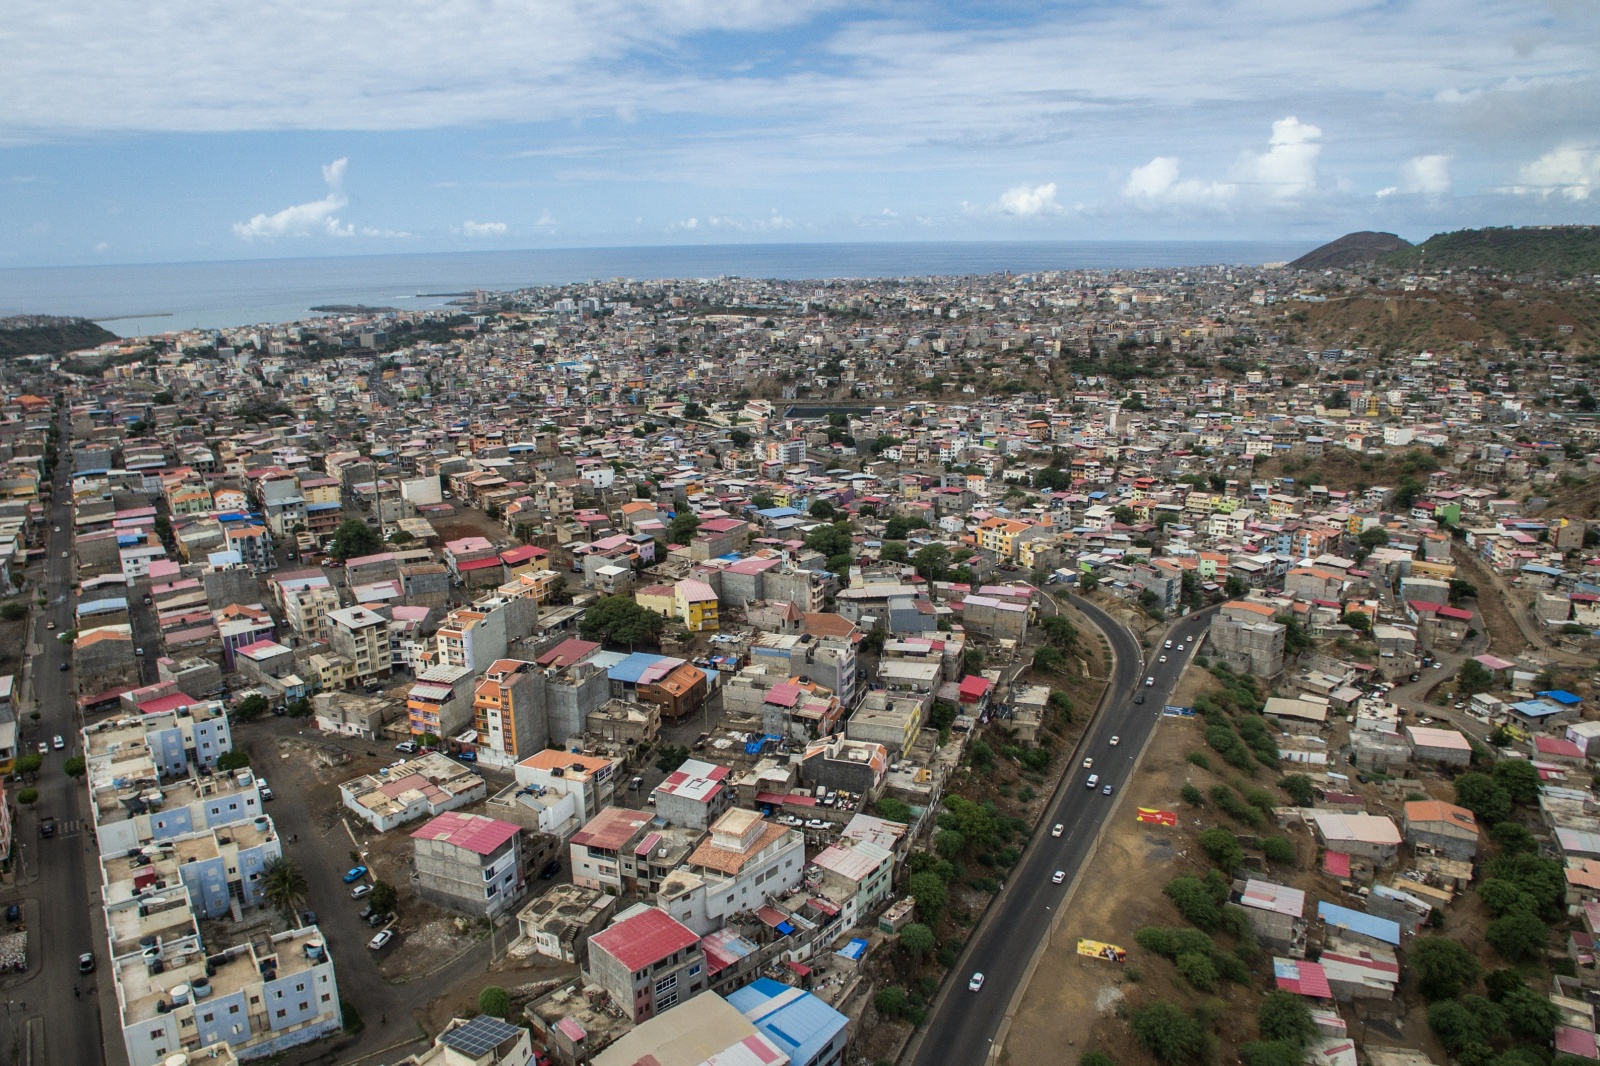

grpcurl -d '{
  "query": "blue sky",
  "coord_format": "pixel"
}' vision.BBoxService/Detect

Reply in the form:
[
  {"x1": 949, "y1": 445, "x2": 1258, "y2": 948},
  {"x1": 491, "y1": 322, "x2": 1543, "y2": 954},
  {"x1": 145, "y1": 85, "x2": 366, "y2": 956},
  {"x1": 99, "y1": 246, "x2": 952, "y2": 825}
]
[{"x1": 3, "y1": 0, "x2": 1598, "y2": 266}]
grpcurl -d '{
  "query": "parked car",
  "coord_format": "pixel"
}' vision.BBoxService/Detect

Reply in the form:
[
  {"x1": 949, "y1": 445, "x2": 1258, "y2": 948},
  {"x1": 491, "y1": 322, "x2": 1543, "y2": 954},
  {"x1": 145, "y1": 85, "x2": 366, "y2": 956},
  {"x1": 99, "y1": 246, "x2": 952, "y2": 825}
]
[
  {"x1": 258, "y1": 780, "x2": 274, "y2": 801},
  {"x1": 302, "y1": 910, "x2": 317, "y2": 926},
  {"x1": 36, "y1": 742, "x2": 47, "y2": 755},
  {"x1": 79, "y1": 952, "x2": 96, "y2": 973},
  {"x1": 343, "y1": 865, "x2": 368, "y2": 884},
  {"x1": 359, "y1": 902, "x2": 376, "y2": 920},
  {"x1": 455, "y1": 750, "x2": 477, "y2": 762},
  {"x1": 45, "y1": 621, "x2": 54, "y2": 630},
  {"x1": 5, "y1": 904, "x2": 19, "y2": 922},
  {"x1": 351, "y1": 883, "x2": 374, "y2": 899},
  {"x1": 395, "y1": 741, "x2": 417, "y2": 754},
  {"x1": 366, "y1": 911, "x2": 392, "y2": 928},
  {"x1": 368, "y1": 930, "x2": 394, "y2": 951}
]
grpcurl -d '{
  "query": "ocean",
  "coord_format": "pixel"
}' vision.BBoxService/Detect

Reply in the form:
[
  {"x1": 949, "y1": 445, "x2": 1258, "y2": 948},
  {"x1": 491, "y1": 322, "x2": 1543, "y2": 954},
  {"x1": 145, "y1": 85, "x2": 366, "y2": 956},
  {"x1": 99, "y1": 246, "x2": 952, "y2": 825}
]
[{"x1": 0, "y1": 240, "x2": 1318, "y2": 337}]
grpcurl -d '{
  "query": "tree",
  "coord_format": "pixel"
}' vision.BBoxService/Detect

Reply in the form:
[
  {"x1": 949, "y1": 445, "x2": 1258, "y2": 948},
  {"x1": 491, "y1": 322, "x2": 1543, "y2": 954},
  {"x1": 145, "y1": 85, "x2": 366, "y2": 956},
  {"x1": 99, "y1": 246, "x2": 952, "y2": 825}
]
[
  {"x1": 654, "y1": 744, "x2": 690, "y2": 773},
  {"x1": 934, "y1": 829, "x2": 966, "y2": 860},
  {"x1": 1198, "y1": 828, "x2": 1244, "y2": 871},
  {"x1": 1033, "y1": 646, "x2": 1066, "y2": 673},
  {"x1": 15, "y1": 788, "x2": 37, "y2": 804},
  {"x1": 477, "y1": 986, "x2": 511, "y2": 1019},
  {"x1": 1163, "y1": 875, "x2": 1223, "y2": 930},
  {"x1": 328, "y1": 519, "x2": 382, "y2": 562},
  {"x1": 261, "y1": 858, "x2": 309, "y2": 928},
  {"x1": 667, "y1": 511, "x2": 700, "y2": 545},
  {"x1": 912, "y1": 543, "x2": 950, "y2": 582},
  {"x1": 1454, "y1": 772, "x2": 1511, "y2": 824},
  {"x1": 484, "y1": 503, "x2": 502, "y2": 520},
  {"x1": 1258, "y1": 990, "x2": 1317, "y2": 1047},
  {"x1": 1457, "y1": 659, "x2": 1494, "y2": 696},
  {"x1": 728, "y1": 429, "x2": 751, "y2": 447},
  {"x1": 909, "y1": 871, "x2": 947, "y2": 923},
  {"x1": 1357, "y1": 526, "x2": 1391, "y2": 557},
  {"x1": 13, "y1": 754, "x2": 42, "y2": 776},
  {"x1": 1040, "y1": 615, "x2": 1079, "y2": 650},
  {"x1": 884, "y1": 515, "x2": 928, "y2": 540},
  {"x1": 808, "y1": 499, "x2": 836, "y2": 520},
  {"x1": 1492, "y1": 758, "x2": 1540, "y2": 806},
  {"x1": 286, "y1": 697, "x2": 314, "y2": 719},
  {"x1": 387, "y1": 528, "x2": 413, "y2": 545},
  {"x1": 514, "y1": 522, "x2": 537, "y2": 544},
  {"x1": 1277, "y1": 774, "x2": 1315, "y2": 807},
  {"x1": 1489, "y1": 822, "x2": 1536, "y2": 854},
  {"x1": 1079, "y1": 571, "x2": 1099, "y2": 593},
  {"x1": 1410, "y1": 936, "x2": 1482, "y2": 1000},
  {"x1": 63, "y1": 755, "x2": 85, "y2": 777},
  {"x1": 899, "y1": 922, "x2": 936, "y2": 958},
  {"x1": 216, "y1": 750, "x2": 251, "y2": 772},
  {"x1": 875, "y1": 797, "x2": 912, "y2": 823},
  {"x1": 367, "y1": 880, "x2": 399, "y2": 916},
  {"x1": 1131, "y1": 1002, "x2": 1206, "y2": 1066},
  {"x1": 1485, "y1": 910, "x2": 1547, "y2": 961},
  {"x1": 1239, "y1": 1043, "x2": 1302, "y2": 1066},
  {"x1": 880, "y1": 540, "x2": 909, "y2": 563},
  {"x1": 804, "y1": 521, "x2": 853, "y2": 560},
  {"x1": 1261, "y1": 836, "x2": 1296, "y2": 865},
  {"x1": 0, "y1": 601, "x2": 26, "y2": 622},
  {"x1": 1223, "y1": 575, "x2": 1247, "y2": 598},
  {"x1": 874, "y1": 987, "x2": 907, "y2": 1017},
  {"x1": 1340, "y1": 610, "x2": 1372, "y2": 634},
  {"x1": 580, "y1": 596, "x2": 665, "y2": 649},
  {"x1": 233, "y1": 694, "x2": 270, "y2": 722},
  {"x1": 1501, "y1": 985, "x2": 1560, "y2": 1042}
]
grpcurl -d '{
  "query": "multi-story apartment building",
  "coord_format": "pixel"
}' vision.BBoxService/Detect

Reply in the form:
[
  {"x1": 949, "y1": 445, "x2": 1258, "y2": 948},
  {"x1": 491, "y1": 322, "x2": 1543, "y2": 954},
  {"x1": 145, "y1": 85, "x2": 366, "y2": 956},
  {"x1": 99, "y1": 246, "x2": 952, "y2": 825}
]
[
  {"x1": 269, "y1": 571, "x2": 340, "y2": 643},
  {"x1": 659, "y1": 808, "x2": 805, "y2": 935},
  {"x1": 473, "y1": 659, "x2": 547, "y2": 768},
  {"x1": 326, "y1": 605, "x2": 393, "y2": 686},
  {"x1": 586, "y1": 905, "x2": 707, "y2": 1023},
  {"x1": 411, "y1": 811, "x2": 523, "y2": 918},
  {"x1": 407, "y1": 664, "x2": 475, "y2": 739}
]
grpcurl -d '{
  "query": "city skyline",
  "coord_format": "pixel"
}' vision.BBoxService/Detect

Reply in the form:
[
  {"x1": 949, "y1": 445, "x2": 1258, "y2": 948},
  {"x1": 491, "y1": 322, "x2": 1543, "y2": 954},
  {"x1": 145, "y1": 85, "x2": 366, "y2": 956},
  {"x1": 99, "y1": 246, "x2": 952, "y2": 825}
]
[{"x1": 3, "y1": 0, "x2": 1599, "y2": 266}]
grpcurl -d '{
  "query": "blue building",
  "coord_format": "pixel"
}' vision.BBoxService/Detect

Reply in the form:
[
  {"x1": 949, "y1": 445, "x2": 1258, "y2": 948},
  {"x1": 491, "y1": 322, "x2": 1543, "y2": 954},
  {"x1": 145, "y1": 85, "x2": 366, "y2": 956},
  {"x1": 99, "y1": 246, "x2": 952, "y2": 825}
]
[{"x1": 726, "y1": 978, "x2": 848, "y2": 1066}]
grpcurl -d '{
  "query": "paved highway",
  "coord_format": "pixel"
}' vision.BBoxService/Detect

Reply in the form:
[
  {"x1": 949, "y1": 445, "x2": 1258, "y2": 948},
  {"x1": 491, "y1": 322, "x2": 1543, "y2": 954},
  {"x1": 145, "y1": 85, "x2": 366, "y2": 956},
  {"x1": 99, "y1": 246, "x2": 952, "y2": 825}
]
[
  {"x1": 909, "y1": 596, "x2": 1215, "y2": 1066},
  {"x1": 11, "y1": 407, "x2": 103, "y2": 1065}
]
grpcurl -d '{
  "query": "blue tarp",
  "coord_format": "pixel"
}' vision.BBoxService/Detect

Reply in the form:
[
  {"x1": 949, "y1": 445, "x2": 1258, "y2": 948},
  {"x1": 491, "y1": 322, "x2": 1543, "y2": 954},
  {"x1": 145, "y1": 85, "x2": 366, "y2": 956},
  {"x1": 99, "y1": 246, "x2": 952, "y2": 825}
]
[
  {"x1": 1538, "y1": 690, "x2": 1583, "y2": 705},
  {"x1": 1317, "y1": 901, "x2": 1401, "y2": 946}
]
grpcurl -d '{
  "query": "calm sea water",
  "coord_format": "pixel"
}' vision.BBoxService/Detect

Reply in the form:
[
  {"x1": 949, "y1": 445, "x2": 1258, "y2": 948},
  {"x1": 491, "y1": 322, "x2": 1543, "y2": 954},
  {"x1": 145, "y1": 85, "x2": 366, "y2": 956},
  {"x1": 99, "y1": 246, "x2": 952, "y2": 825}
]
[{"x1": 0, "y1": 240, "x2": 1317, "y2": 337}]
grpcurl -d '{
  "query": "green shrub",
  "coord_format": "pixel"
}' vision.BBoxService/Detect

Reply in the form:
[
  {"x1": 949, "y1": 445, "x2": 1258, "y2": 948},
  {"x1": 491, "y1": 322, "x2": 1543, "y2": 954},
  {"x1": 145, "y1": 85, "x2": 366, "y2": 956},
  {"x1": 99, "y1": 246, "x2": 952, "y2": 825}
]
[
  {"x1": 1175, "y1": 952, "x2": 1217, "y2": 991},
  {"x1": 1261, "y1": 836, "x2": 1295, "y2": 865},
  {"x1": 1180, "y1": 784, "x2": 1204, "y2": 807}
]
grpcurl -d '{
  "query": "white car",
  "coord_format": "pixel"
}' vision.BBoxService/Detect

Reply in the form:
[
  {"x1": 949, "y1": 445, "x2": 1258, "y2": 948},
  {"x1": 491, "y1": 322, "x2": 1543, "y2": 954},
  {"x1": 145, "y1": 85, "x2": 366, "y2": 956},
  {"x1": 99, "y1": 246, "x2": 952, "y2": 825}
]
[
  {"x1": 1052, "y1": 870, "x2": 1066, "y2": 884},
  {"x1": 60, "y1": 551, "x2": 67, "y2": 559},
  {"x1": 36, "y1": 742, "x2": 48, "y2": 754},
  {"x1": 1082, "y1": 757, "x2": 1094, "y2": 769},
  {"x1": 968, "y1": 973, "x2": 985, "y2": 992},
  {"x1": 351, "y1": 884, "x2": 374, "y2": 899},
  {"x1": 1164, "y1": 640, "x2": 1173, "y2": 649},
  {"x1": 1051, "y1": 823, "x2": 1064, "y2": 837},
  {"x1": 1145, "y1": 677, "x2": 1155, "y2": 686},
  {"x1": 1109, "y1": 736, "x2": 1120, "y2": 746},
  {"x1": 1158, "y1": 655, "x2": 1168, "y2": 663},
  {"x1": 51, "y1": 735, "x2": 64, "y2": 750},
  {"x1": 368, "y1": 930, "x2": 394, "y2": 951}
]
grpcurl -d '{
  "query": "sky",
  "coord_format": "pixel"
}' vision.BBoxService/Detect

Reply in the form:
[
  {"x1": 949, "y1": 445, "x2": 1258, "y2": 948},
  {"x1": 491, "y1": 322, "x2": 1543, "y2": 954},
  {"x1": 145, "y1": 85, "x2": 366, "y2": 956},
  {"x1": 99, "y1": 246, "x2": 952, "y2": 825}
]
[{"x1": 3, "y1": 0, "x2": 1599, "y2": 267}]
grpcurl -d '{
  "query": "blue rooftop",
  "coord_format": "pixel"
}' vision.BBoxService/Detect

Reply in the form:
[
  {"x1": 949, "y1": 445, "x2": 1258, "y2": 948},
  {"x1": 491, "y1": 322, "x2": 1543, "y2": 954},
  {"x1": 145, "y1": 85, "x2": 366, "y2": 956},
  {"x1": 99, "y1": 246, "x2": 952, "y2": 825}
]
[
  {"x1": 1510, "y1": 699, "x2": 1566, "y2": 718},
  {"x1": 1538, "y1": 690, "x2": 1583, "y2": 705},
  {"x1": 755, "y1": 506, "x2": 801, "y2": 519},
  {"x1": 607, "y1": 651, "x2": 668, "y2": 685},
  {"x1": 1317, "y1": 901, "x2": 1400, "y2": 946},
  {"x1": 727, "y1": 979, "x2": 848, "y2": 1066}
]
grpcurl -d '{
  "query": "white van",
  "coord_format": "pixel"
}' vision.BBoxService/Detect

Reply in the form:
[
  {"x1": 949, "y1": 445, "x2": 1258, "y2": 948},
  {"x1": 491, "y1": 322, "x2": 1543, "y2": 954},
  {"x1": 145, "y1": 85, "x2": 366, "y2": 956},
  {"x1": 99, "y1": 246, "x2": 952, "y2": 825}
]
[{"x1": 1085, "y1": 774, "x2": 1100, "y2": 790}]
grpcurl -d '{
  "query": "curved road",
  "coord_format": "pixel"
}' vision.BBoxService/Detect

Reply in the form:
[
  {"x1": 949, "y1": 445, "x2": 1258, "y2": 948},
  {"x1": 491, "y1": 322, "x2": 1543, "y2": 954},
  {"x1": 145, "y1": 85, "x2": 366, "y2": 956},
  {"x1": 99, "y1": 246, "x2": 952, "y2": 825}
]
[{"x1": 909, "y1": 596, "x2": 1215, "y2": 1066}]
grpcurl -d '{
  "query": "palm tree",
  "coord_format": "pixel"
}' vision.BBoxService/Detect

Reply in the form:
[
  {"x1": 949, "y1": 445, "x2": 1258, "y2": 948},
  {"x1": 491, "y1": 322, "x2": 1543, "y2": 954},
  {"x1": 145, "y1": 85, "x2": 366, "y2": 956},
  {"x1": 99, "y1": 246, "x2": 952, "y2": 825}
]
[{"x1": 261, "y1": 858, "x2": 309, "y2": 928}]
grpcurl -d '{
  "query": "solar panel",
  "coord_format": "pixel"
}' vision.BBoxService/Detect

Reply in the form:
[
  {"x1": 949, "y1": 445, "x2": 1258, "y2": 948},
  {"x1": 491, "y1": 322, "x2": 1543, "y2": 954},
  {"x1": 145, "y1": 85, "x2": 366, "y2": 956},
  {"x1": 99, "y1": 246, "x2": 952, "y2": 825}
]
[{"x1": 440, "y1": 1015, "x2": 522, "y2": 1057}]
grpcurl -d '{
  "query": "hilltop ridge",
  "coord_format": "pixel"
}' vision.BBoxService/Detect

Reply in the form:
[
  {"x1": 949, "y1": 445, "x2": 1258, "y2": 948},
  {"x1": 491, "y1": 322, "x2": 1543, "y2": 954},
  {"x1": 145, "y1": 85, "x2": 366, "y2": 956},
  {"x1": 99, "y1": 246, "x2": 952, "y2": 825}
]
[
  {"x1": 1289, "y1": 231, "x2": 1412, "y2": 270},
  {"x1": 0, "y1": 315, "x2": 118, "y2": 357}
]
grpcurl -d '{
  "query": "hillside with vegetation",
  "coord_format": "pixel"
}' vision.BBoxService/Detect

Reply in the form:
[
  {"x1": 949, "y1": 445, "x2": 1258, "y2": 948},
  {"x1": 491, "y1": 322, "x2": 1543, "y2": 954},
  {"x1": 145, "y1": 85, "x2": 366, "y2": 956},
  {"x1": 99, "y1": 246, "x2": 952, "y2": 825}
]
[
  {"x1": 0, "y1": 315, "x2": 118, "y2": 357},
  {"x1": 1380, "y1": 225, "x2": 1600, "y2": 276}
]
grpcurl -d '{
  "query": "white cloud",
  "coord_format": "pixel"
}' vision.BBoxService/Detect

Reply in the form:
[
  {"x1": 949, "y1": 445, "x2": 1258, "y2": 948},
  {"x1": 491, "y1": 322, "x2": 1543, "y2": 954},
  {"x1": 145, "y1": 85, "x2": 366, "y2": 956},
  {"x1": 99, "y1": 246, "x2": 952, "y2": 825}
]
[
  {"x1": 457, "y1": 220, "x2": 507, "y2": 237},
  {"x1": 994, "y1": 182, "x2": 1061, "y2": 216},
  {"x1": 1503, "y1": 144, "x2": 1600, "y2": 200},
  {"x1": 535, "y1": 209, "x2": 556, "y2": 226},
  {"x1": 1230, "y1": 116, "x2": 1321, "y2": 198},
  {"x1": 1122, "y1": 117, "x2": 1325, "y2": 207},
  {"x1": 94, "y1": 241, "x2": 108, "y2": 253},
  {"x1": 232, "y1": 157, "x2": 351, "y2": 240},
  {"x1": 1377, "y1": 153, "x2": 1451, "y2": 198}
]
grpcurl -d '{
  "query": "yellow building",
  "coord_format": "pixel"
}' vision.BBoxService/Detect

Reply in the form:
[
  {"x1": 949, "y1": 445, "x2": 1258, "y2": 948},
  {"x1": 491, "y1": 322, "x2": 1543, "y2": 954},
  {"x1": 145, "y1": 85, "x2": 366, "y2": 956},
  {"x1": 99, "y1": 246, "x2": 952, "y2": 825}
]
[{"x1": 674, "y1": 579, "x2": 720, "y2": 632}]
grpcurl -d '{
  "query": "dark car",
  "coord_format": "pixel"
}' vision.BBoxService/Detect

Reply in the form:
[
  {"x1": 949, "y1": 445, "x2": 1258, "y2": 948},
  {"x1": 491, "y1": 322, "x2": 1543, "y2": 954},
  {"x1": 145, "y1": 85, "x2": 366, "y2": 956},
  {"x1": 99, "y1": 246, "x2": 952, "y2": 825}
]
[
  {"x1": 38, "y1": 817, "x2": 55, "y2": 838},
  {"x1": 359, "y1": 902, "x2": 376, "y2": 920},
  {"x1": 5, "y1": 904, "x2": 19, "y2": 923},
  {"x1": 455, "y1": 750, "x2": 477, "y2": 762},
  {"x1": 79, "y1": 952, "x2": 96, "y2": 974},
  {"x1": 366, "y1": 911, "x2": 392, "y2": 928},
  {"x1": 1133, "y1": 693, "x2": 1144, "y2": 704},
  {"x1": 302, "y1": 910, "x2": 317, "y2": 926},
  {"x1": 540, "y1": 860, "x2": 562, "y2": 880}
]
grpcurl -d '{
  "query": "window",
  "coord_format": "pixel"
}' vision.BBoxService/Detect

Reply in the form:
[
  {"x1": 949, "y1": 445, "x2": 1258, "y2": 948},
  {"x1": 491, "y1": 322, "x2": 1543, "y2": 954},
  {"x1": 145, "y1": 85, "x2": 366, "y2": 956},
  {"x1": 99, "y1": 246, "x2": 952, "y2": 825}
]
[
  {"x1": 295, "y1": 982, "x2": 305, "y2": 992},
  {"x1": 321, "y1": 994, "x2": 332, "y2": 1004},
  {"x1": 149, "y1": 1030, "x2": 165, "y2": 1041},
  {"x1": 654, "y1": 973, "x2": 678, "y2": 995},
  {"x1": 657, "y1": 991, "x2": 678, "y2": 1011},
  {"x1": 228, "y1": 1006, "x2": 239, "y2": 1015},
  {"x1": 687, "y1": 964, "x2": 701, "y2": 977},
  {"x1": 276, "y1": 1009, "x2": 287, "y2": 1019},
  {"x1": 202, "y1": 1013, "x2": 214, "y2": 1023}
]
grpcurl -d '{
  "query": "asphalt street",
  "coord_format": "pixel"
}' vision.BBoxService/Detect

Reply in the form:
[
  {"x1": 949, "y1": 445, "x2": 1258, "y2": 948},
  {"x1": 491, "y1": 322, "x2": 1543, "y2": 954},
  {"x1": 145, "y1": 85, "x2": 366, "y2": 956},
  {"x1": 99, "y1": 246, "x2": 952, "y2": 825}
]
[
  {"x1": 909, "y1": 596, "x2": 1216, "y2": 1066},
  {"x1": 7, "y1": 409, "x2": 103, "y2": 1066}
]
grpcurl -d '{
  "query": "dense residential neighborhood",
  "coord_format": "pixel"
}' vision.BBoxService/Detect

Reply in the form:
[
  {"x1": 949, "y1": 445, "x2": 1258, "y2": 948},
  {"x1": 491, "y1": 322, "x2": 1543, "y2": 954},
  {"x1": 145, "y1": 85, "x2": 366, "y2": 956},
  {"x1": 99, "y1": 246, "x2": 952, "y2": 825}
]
[{"x1": 1, "y1": 252, "x2": 1600, "y2": 1066}]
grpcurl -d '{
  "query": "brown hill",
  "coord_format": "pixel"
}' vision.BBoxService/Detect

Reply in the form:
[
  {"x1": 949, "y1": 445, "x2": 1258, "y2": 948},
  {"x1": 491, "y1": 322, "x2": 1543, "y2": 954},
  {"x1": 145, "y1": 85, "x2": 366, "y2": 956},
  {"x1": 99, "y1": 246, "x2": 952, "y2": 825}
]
[{"x1": 1290, "y1": 232, "x2": 1413, "y2": 271}]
